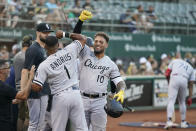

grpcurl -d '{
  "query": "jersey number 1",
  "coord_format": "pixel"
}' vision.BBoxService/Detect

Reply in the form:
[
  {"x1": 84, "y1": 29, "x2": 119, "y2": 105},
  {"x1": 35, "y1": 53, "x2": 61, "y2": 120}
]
[
  {"x1": 97, "y1": 75, "x2": 104, "y2": 83},
  {"x1": 64, "y1": 65, "x2": 70, "y2": 79}
]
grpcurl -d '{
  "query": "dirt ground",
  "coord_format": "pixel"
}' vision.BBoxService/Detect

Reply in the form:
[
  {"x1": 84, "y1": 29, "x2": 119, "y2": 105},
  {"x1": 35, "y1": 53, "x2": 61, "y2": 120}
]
[{"x1": 107, "y1": 109, "x2": 196, "y2": 131}]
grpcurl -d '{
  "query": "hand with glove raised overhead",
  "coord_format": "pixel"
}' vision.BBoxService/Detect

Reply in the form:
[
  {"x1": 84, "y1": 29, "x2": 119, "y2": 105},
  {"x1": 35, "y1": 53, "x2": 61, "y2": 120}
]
[
  {"x1": 79, "y1": 10, "x2": 93, "y2": 21},
  {"x1": 113, "y1": 89, "x2": 125, "y2": 104}
]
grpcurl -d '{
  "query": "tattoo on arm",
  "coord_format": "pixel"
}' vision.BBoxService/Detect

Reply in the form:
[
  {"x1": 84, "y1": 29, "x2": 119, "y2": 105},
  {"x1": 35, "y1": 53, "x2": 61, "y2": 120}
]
[{"x1": 116, "y1": 81, "x2": 126, "y2": 92}]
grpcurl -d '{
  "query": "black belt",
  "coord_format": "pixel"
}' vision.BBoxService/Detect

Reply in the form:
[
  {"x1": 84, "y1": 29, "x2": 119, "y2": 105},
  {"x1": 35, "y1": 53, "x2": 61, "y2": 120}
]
[{"x1": 82, "y1": 92, "x2": 107, "y2": 98}]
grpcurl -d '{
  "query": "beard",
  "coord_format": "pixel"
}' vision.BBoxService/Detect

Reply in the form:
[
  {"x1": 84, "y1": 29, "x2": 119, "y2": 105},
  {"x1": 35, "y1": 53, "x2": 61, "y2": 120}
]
[
  {"x1": 39, "y1": 35, "x2": 46, "y2": 43},
  {"x1": 94, "y1": 49, "x2": 104, "y2": 55}
]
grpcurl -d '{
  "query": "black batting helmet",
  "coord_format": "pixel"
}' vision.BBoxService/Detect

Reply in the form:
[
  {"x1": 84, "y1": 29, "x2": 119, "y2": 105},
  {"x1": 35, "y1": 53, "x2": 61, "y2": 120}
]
[{"x1": 104, "y1": 97, "x2": 124, "y2": 118}]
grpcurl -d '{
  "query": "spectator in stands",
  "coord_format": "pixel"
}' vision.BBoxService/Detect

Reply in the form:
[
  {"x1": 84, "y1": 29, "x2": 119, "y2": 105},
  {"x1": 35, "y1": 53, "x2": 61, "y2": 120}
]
[
  {"x1": 120, "y1": 9, "x2": 137, "y2": 33},
  {"x1": 116, "y1": 59, "x2": 126, "y2": 76},
  {"x1": 145, "y1": 56, "x2": 153, "y2": 73},
  {"x1": 138, "y1": 57, "x2": 154, "y2": 75},
  {"x1": 0, "y1": 46, "x2": 9, "y2": 60},
  {"x1": 138, "y1": 57, "x2": 148, "y2": 75},
  {"x1": 133, "y1": 5, "x2": 153, "y2": 33},
  {"x1": 45, "y1": 0, "x2": 64, "y2": 29},
  {"x1": 146, "y1": 5, "x2": 157, "y2": 22},
  {"x1": 0, "y1": 0, "x2": 7, "y2": 27},
  {"x1": 9, "y1": 44, "x2": 20, "y2": 60},
  {"x1": 45, "y1": 0, "x2": 58, "y2": 13},
  {"x1": 126, "y1": 61, "x2": 138, "y2": 75},
  {"x1": 147, "y1": 54, "x2": 158, "y2": 74},
  {"x1": 83, "y1": 0, "x2": 94, "y2": 11},
  {"x1": 34, "y1": 0, "x2": 48, "y2": 24},
  {"x1": 23, "y1": 0, "x2": 36, "y2": 18},
  {"x1": 159, "y1": 53, "x2": 169, "y2": 75},
  {"x1": 73, "y1": 0, "x2": 83, "y2": 17},
  {"x1": 57, "y1": 0, "x2": 77, "y2": 29},
  {"x1": 8, "y1": 0, "x2": 22, "y2": 28}
]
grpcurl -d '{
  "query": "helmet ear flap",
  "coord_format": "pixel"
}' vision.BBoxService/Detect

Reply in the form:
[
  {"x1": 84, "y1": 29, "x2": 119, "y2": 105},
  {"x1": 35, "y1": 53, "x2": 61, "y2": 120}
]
[{"x1": 104, "y1": 97, "x2": 124, "y2": 118}]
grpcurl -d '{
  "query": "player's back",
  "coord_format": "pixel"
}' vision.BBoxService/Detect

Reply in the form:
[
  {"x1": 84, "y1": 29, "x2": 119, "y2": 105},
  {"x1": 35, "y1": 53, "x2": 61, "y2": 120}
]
[
  {"x1": 169, "y1": 59, "x2": 194, "y2": 80},
  {"x1": 39, "y1": 48, "x2": 79, "y2": 95}
]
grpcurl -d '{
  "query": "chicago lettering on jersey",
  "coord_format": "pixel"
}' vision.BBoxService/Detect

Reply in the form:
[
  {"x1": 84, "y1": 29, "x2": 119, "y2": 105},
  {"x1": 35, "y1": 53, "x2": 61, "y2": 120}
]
[
  {"x1": 84, "y1": 59, "x2": 110, "y2": 74},
  {"x1": 50, "y1": 53, "x2": 71, "y2": 70}
]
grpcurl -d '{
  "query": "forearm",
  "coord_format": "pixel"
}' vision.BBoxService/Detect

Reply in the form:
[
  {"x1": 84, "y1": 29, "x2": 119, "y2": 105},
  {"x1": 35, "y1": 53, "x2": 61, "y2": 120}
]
[
  {"x1": 20, "y1": 69, "x2": 29, "y2": 90},
  {"x1": 73, "y1": 20, "x2": 83, "y2": 34},
  {"x1": 116, "y1": 81, "x2": 126, "y2": 92},
  {"x1": 70, "y1": 33, "x2": 87, "y2": 47},
  {"x1": 22, "y1": 77, "x2": 32, "y2": 99},
  {"x1": 16, "y1": 66, "x2": 35, "y2": 100}
]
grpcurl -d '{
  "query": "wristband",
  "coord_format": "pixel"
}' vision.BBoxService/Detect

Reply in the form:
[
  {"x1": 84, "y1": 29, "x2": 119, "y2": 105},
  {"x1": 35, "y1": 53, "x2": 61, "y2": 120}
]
[
  {"x1": 65, "y1": 32, "x2": 70, "y2": 38},
  {"x1": 63, "y1": 32, "x2": 70, "y2": 38}
]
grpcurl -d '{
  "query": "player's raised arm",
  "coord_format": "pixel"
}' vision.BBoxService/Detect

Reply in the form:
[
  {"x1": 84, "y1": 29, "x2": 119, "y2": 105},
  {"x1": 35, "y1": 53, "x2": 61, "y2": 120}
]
[
  {"x1": 56, "y1": 31, "x2": 87, "y2": 48},
  {"x1": 56, "y1": 10, "x2": 92, "y2": 38},
  {"x1": 73, "y1": 10, "x2": 93, "y2": 34},
  {"x1": 56, "y1": 10, "x2": 93, "y2": 47}
]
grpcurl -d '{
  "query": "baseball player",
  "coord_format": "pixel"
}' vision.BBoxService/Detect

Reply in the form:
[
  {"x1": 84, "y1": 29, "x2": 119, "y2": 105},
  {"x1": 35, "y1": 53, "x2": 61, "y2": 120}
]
[
  {"x1": 20, "y1": 23, "x2": 53, "y2": 131},
  {"x1": 77, "y1": 32, "x2": 126, "y2": 131},
  {"x1": 31, "y1": 34, "x2": 88, "y2": 131},
  {"x1": 165, "y1": 58, "x2": 195, "y2": 129},
  {"x1": 41, "y1": 10, "x2": 93, "y2": 131}
]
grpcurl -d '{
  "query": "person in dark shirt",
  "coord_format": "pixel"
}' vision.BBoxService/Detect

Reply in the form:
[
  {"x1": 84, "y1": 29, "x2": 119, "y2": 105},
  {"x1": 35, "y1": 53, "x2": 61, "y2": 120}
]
[
  {"x1": 5, "y1": 66, "x2": 18, "y2": 131},
  {"x1": 0, "y1": 59, "x2": 35, "y2": 131},
  {"x1": 20, "y1": 23, "x2": 53, "y2": 131},
  {"x1": 13, "y1": 35, "x2": 33, "y2": 131}
]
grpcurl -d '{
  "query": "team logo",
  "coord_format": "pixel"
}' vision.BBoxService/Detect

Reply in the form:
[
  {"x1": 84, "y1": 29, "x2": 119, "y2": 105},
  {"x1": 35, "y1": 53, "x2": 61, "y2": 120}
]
[
  {"x1": 84, "y1": 59, "x2": 110, "y2": 74},
  {"x1": 46, "y1": 24, "x2": 50, "y2": 29}
]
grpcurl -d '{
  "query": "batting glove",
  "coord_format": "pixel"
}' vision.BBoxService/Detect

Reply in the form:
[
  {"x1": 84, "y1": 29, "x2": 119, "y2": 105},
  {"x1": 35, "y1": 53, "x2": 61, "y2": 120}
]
[
  {"x1": 187, "y1": 97, "x2": 192, "y2": 106},
  {"x1": 113, "y1": 90, "x2": 124, "y2": 104},
  {"x1": 79, "y1": 10, "x2": 93, "y2": 21}
]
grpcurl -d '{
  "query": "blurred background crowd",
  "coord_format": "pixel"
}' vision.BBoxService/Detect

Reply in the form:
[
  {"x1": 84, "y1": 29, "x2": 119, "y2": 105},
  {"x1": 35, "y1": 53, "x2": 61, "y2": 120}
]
[
  {"x1": 1, "y1": 43, "x2": 196, "y2": 76},
  {"x1": 0, "y1": 0, "x2": 196, "y2": 33},
  {"x1": 0, "y1": 0, "x2": 196, "y2": 77}
]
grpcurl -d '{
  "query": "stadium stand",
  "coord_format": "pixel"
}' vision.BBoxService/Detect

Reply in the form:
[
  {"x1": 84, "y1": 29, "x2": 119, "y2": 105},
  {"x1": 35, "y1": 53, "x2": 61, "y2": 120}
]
[{"x1": 0, "y1": 0, "x2": 196, "y2": 34}]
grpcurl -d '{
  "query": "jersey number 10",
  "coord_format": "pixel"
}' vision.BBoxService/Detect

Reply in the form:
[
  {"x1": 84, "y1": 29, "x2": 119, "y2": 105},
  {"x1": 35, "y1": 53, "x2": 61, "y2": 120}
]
[{"x1": 97, "y1": 75, "x2": 104, "y2": 83}]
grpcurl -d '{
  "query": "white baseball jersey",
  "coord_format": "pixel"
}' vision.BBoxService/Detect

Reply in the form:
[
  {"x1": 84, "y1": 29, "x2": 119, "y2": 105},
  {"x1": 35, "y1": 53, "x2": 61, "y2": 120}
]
[
  {"x1": 79, "y1": 45, "x2": 123, "y2": 94},
  {"x1": 33, "y1": 40, "x2": 82, "y2": 95},
  {"x1": 168, "y1": 59, "x2": 195, "y2": 81}
]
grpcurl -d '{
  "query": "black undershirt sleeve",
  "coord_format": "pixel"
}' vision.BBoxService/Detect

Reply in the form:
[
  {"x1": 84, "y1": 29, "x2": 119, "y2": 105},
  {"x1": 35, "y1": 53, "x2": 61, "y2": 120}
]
[{"x1": 73, "y1": 20, "x2": 83, "y2": 34}]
